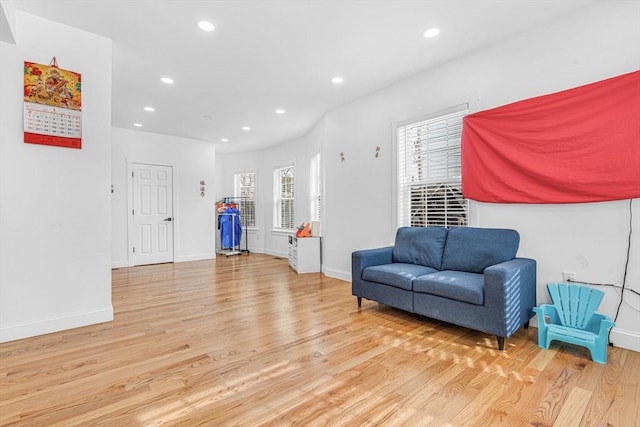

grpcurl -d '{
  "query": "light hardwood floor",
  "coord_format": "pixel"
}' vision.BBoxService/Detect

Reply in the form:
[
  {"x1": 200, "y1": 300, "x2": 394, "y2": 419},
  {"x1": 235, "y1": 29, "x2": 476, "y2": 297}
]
[{"x1": 1, "y1": 254, "x2": 638, "y2": 426}]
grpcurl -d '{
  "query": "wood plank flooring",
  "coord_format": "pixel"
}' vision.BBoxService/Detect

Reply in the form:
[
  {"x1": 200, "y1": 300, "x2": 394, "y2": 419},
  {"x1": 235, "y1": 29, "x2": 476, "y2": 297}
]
[{"x1": 1, "y1": 254, "x2": 638, "y2": 426}]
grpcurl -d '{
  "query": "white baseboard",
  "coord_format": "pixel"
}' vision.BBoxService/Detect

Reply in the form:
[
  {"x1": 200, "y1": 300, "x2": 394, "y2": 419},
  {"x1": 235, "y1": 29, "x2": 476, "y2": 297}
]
[
  {"x1": 322, "y1": 266, "x2": 351, "y2": 283},
  {"x1": 264, "y1": 249, "x2": 288, "y2": 258},
  {"x1": 176, "y1": 252, "x2": 216, "y2": 263},
  {"x1": 111, "y1": 260, "x2": 129, "y2": 269},
  {"x1": 610, "y1": 327, "x2": 640, "y2": 352},
  {"x1": 0, "y1": 307, "x2": 114, "y2": 343},
  {"x1": 112, "y1": 253, "x2": 216, "y2": 268}
]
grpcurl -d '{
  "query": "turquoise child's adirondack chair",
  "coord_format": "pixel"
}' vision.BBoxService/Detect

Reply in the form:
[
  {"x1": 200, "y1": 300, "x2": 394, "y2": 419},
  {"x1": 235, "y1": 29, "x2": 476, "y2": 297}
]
[{"x1": 533, "y1": 283, "x2": 615, "y2": 364}]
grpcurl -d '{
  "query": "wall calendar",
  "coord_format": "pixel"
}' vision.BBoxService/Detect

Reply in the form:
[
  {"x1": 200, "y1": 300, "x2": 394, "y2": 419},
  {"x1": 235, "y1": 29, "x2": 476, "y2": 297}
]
[{"x1": 23, "y1": 59, "x2": 82, "y2": 149}]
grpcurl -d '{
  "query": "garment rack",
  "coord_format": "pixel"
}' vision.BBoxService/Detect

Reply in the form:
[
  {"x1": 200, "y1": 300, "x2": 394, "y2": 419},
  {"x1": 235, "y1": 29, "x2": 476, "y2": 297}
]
[{"x1": 216, "y1": 197, "x2": 250, "y2": 256}]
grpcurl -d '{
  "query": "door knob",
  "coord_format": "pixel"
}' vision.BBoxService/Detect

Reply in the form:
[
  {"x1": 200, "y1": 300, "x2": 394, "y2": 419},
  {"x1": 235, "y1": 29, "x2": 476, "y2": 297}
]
[{"x1": 164, "y1": 217, "x2": 173, "y2": 222}]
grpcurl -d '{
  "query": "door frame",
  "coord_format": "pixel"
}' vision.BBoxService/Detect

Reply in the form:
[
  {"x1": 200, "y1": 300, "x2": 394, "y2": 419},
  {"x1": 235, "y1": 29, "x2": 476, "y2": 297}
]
[{"x1": 126, "y1": 160, "x2": 178, "y2": 267}]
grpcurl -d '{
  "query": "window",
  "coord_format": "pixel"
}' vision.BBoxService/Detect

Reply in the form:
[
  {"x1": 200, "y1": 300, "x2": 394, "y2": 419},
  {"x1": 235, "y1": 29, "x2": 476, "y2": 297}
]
[
  {"x1": 309, "y1": 153, "x2": 322, "y2": 223},
  {"x1": 234, "y1": 171, "x2": 256, "y2": 228},
  {"x1": 274, "y1": 165, "x2": 294, "y2": 229},
  {"x1": 397, "y1": 106, "x2": 468, "y2": 228}
]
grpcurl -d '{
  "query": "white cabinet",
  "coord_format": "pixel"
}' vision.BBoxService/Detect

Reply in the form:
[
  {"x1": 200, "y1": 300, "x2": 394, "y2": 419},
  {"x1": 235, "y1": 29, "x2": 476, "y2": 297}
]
[{"x1": 288, "y1": 235, "x2": 321, "y2": 274}]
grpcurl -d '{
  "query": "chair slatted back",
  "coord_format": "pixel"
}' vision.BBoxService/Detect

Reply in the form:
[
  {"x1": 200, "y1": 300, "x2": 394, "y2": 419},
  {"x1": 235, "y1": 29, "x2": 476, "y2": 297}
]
[{"x1": 547, "y1": 283, "x2": 604, "y2": 329}]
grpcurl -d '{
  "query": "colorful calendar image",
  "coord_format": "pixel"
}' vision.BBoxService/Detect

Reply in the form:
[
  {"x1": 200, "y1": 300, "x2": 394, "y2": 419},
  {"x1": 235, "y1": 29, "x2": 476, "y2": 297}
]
[
  {"x1": 23, "y1": 61, "x2": 82, "y2": 149},
  {"x1": 24, "y1": 61, "x2": 81, "y2": 110}
]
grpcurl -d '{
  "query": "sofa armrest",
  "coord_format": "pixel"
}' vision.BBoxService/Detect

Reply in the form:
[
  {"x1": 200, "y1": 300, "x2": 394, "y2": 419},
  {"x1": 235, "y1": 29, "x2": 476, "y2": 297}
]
[
  {"x1": 351, "y1": 247, "x2": 394, "y2": 282},
  {"x1": 483, "y1": 257, "x2": 537, "y2": 336}
]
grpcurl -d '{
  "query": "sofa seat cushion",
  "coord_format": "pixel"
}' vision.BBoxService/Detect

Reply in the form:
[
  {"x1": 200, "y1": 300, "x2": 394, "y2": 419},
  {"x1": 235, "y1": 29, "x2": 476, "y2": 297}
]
[
  {"x1": 441, "y1": 227, "x2": 520, "y2": 273},
  {"x1": 362, "y1": 263, "x2": 438, "y2": 291},
  {"x1": 413, "y1": 270, "x2": 485, "y2": 305}
]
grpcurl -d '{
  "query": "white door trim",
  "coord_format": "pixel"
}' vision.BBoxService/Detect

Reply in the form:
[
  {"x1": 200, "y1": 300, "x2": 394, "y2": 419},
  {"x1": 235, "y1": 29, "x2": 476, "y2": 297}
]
[{"x1": 126, "y1": 160, "x2": 178, "y2": 267}]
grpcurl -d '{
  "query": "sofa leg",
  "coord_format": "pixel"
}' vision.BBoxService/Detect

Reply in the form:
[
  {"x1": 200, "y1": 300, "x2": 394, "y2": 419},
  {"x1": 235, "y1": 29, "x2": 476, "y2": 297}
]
[
  {"x1": 497, "y1": 336, "x2": 505, "y2": 351},
  {"x1": 357, "y1": 297, "x2": 362, "y2": 307}
]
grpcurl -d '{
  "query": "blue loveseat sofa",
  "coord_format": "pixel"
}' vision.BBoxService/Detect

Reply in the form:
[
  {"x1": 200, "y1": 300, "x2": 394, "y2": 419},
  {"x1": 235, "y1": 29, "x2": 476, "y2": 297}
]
[{"x1": 352, "y1": 226, "x2": 537, "y2": 350}]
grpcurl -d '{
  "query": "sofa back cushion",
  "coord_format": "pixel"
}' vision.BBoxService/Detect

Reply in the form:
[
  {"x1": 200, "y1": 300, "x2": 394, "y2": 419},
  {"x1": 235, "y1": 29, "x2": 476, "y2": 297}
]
[
  {"x1": 392, "y1": 227, "x2": 449, "y2": 270},
  {"x1": 441, "y1": 227, "x2": 520, "y2": 273}
]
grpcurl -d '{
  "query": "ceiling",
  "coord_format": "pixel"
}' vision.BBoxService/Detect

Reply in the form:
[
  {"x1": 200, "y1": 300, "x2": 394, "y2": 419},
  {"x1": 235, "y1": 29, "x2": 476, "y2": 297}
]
[{"x1": 10, "y1": 0, "x2": 594, "y2": 153}]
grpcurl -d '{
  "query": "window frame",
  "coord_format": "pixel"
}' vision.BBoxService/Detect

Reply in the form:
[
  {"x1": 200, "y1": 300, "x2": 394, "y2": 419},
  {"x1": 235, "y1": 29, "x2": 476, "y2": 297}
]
[
  {"x1": 396, "y1": 104, "x2": 469, "y2": 229},
  {"x1": 309, "y1": 152, "x2": 322, "y2": 224},
  {"x1": 233, "y1": 170, "x2": 257, "y2": 229},
  {"x1": 273, "y1": 164, "x2": 295, "y2": 231}
]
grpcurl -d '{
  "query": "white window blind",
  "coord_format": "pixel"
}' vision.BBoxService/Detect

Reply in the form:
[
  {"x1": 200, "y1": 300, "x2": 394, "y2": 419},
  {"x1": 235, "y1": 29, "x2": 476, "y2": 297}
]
[
  {"x1": 310, "y1": 153, "x2": 322, "y2": 223},
  {"x1": 397, "y1": 107, "x2": 468, "y2": 228},
  {"x1": 234, "y1": 171, "x2": 256, "y2": 228},
  {"x1": 274, "y1": 165, "x2": 295, "y2": 229}
]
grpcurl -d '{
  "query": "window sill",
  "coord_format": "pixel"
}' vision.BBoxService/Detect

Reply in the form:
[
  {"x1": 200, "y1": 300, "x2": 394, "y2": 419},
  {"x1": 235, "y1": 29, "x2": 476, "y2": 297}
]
[{"x1": 271, "y1": 228, "x2": 294, "y2": 236}]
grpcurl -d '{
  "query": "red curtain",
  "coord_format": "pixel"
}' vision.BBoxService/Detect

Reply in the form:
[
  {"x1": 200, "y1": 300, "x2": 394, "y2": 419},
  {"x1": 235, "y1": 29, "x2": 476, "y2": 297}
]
[{"x1": 461, "y1": 70, "x2": 640, "y2": 203}]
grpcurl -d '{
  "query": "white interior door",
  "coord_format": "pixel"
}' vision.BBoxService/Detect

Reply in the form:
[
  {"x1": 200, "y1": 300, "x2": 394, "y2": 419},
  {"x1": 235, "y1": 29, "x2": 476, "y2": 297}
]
[{"x1": 132, "y1": 163, "x2": 174, "y2": 265}]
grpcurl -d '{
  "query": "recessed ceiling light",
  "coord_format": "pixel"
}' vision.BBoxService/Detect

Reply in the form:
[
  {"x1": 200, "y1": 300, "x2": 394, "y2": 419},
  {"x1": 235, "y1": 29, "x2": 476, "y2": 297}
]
[
  {"x1": 133, "y1": 123, "x2": 143, "y2": 127},
  {"x1": 275, "y1": 109, "x2": 286, "y2": 114},
  {"x1": 331, "y1": 76, "x2": 344, "y2": 84},
  {"x1": 221, "y1": 138, "x2": 229, "y2": 142},
  {"x1": 242, "y1": 126, "x2": 251, "y2": 131},
  {"x1": 160, "y1": 77, "x2": 174, "y2": 84},
  {"x1": 423, "y1": 28, "x2": 440, "y2": 38},
  {"x1": 197, "y1": 20, "x2": 215, "y2": 32},
  {"x1": 143, "y1": 106, "x2": 155, "y2": 112}
]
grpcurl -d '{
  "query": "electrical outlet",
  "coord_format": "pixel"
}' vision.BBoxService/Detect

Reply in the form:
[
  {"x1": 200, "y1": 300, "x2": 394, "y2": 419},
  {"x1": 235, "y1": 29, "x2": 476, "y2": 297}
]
[{"x1": 562, "y1": 271, "x2": 576, "y2": 283}]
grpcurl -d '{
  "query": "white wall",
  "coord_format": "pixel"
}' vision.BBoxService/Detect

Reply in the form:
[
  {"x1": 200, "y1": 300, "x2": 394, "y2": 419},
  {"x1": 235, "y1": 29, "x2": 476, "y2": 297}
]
[
  {"x1": 0, "y1": 0, "x2": 16, "y2": 44},
  {"x1": 111, "y1": 127, "x2": 217, "y2": 266},
  {"x1": 216, "y1": 1, "x2": 640, "y2": 351},
  {"x1": 0, "y1": 11, "x2": 113, "y2": 342},
  {"x1": 217, "y1": 119, "x2": 324, "y2": 257}
]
